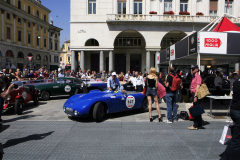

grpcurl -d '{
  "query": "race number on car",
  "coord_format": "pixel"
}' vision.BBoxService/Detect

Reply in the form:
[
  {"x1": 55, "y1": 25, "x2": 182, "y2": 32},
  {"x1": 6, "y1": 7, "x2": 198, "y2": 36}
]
[
  {"x1": 65, "y1": 85, "x2": 71, "y2": 92},
  {"x1": 126, "y1": 96, "x2": 135, "y2": 108}
]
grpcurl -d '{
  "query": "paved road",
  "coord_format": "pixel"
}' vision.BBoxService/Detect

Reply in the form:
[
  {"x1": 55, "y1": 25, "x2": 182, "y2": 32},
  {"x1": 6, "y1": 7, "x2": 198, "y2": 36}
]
[{"x1": 0, "y1": 97, "x2": 229, "y2": 160}]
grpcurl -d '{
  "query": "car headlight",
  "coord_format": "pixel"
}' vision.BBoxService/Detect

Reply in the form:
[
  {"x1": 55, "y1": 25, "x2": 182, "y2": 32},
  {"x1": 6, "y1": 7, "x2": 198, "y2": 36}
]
[
  {"x1": 63, "y1": 106, "x2": 66, "y2": 112},
  {"x1": 74, "y1": 110, "x2": 78, "y2": 116}
]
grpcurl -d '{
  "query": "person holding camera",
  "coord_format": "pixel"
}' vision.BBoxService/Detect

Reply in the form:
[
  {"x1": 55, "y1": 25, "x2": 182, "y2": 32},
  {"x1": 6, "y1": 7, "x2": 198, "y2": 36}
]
[{"x1": 0, "y1": 76, "x2": 15, "y2": 124}]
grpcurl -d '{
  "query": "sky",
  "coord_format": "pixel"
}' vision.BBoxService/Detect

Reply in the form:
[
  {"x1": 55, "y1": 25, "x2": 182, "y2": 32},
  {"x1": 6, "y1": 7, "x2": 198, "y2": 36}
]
[{"x1": 41, "y1": 0, "x2": 70, "y2": 47}]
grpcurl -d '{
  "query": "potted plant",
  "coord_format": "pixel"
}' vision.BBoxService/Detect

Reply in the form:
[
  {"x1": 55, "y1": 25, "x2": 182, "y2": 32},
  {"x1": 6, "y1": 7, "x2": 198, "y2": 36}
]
[
  {"x1": 179, "y1": 11, "x2": 190, "y2": 15},
  {"x1": 149, "y1": 11, "x2": 157, "y2": 14},
  {"x1": 196, "y1": 12, "x2": 204, "y2": 16},
  {"x1": 163, "y1": 11, "x2": 174, "y2": 15}
]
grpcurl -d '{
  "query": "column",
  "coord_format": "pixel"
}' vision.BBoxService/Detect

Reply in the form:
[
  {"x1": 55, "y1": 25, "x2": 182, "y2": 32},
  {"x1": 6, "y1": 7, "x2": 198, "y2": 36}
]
[
  {"x1": 114, "y1": 0, "x2": 118, "y2": 14},
  {"x1": 109, "y1": 50, "x2": 113, "y2": 72},
  {"x1": 175, "y1": 0, "x2": 180, "y2": 15},
  {"x1": 218, "y1": 0, "x2": 225, "y2": 16},
  {"x1": 129, "y1": 0, "x2": 134, "y2": 14},
  {"x1": 80, "y1": 51, "x2": 85, "y2": 71},
  {"x1": 1, "y1": 9, "x2": 5, "y2": 41},
  {"x1": 172, "y1": 0, "x2": 176, "y2": 13},
  {"x1": 146, "y1": 51, "x2": 150, "y2": 73},
  {"x1": 197, "y1": 53, "x2": 200, "y2": 68},
  {"x1": 40, "y1": 26, "x2": 43, "y2": 49},
  {"x1": 48, "y1": 30, "x2": 50, "y2": 50},
  {"x1": 205, "y1": 0, "x2": 210, "y2": 16},
  {"x1": 126, "y1": 53, "x2": 130, "y2": 72},
  {"x1": 99, "y1": 51, "x2": 104, "y2": 72},
  {"x1": 23, "y1": 19, "x2": 26, "y2": 45},
  {"x1": 58, "y1": 33, "x2": 60, "y2": 52},
  {"x1": 155, "y1": 51, "x2": 159, "y2": 72},
  {"x1": 52, "y1": 32, "x2": 55, "y2": 51},
  {"x1": 235, "y1": 63, "x2": 239, "y2": 72},
  {"x1": 33, "y1": 23, "x2": 35, "y2": 47},
  {"x1": 13, "y1": 14, "x2": 16, "y2": 43},
  {"x1": 71, "y1": 51, "x2": 76, "y2": 71}
]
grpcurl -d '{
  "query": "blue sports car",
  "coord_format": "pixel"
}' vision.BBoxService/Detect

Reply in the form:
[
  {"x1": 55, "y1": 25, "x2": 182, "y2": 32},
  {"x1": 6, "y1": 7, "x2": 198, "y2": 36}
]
[{"x1": 63, "y1": 90, "x2": 148, "y2": 122}]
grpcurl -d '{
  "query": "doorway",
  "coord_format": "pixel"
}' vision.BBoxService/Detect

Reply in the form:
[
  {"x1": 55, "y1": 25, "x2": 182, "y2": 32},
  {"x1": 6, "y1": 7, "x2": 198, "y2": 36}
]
[
  {"x1": 130, "y1": 54, "x2": 141, "y2": 72},
  {"x1": 91, "y1": 54, "x2": 99, "y2": 72},
  {"x1": 115, "y1": 54, "x2": 126, "y2": 73}
]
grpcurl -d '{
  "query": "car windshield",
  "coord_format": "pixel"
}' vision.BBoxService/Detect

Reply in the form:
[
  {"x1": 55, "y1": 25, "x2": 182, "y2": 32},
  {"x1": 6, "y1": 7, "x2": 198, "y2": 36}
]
[{"x1": 56, "y1": 79, "x2": 65, "y2": 84}]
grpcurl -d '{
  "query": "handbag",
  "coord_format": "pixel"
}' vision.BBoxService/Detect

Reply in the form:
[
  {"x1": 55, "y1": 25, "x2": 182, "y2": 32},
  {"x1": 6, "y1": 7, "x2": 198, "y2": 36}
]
[
  {"x1": 197, "y1": 83, "x2": 210, "y2": 99},
  {"x1": 180, "y1": 111, "x2": 189, "y2": 120},
  {"x1": 219, "y1": 124, "x2": 232, "y2": 145},
  {"x1": 188, "y1": 104, "x2": 205, "y2": 117},
  {"x1": 188, "y1": 105, "x2": 195, "y2": 120}
]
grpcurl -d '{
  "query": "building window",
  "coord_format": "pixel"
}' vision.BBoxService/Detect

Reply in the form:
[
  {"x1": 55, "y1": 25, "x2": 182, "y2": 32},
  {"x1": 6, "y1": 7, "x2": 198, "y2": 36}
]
[
  {"x1": 36, "y1": 54, "x2": 41, "y2": 60},
  {"x1": 49, "y1": 55, "x2": 51, "y2": 62},
  {"x1": 28, "y1": 33, "x2": 31, "y2": 44},
  {"x1": 44, "y1": 15, "x2": 46, "y2": 22},
  {"x1": 55, "y1": 43, "x2": 57, "y2": 50},
  {"x1": 60, "y1": 57, "x2": 62, "y2": 62},
  {"x1": 164, "y1": 0, "x2": 172, "y2": 12},
  {"x1": 28, "y1": 22, "x2": 31, "y2": 28},
  {"x1": 18, "y1": 30, "x2": 21, "y2": 41},
  {"x1": 118, "y1": 1, "x2": 126, "y2": 14},
  {"x1": 114, "y1": 37, "x2": 142, "y2": 47},
  {"x1": 7, "y1": 27, "x2": 11, "y2": 39},
  {"x1": 44, "y1": 28, "x2": 46, "y2": 33},
  {"x1": 180, "y1": 1, "x2": 188, "y2": 12},
  {"x1": 134, "y1": 1, "x2": 142, "y2": 14},
  {"x1": 6, "y1": 13, "x2": 11, "y2": 20},
  {"x1": 36, "y1": 37, "x2": 39, "y2": 46},
  {"x1": 68, "y1": 46, "x2": 70, "y2": 50},
  {"x1": 55, "y1": 33, "x2": 57, "y2": 38},
  {"x1": 44, "y1": 39, "x2": 46, "y2": 47},
  {"x1": 54, "y1": 56, "x2": 59, "y2": 63},
  {"x1": 18, "y1": 0, "x2": 21, "y2": 9},
  {"x1": 7, "y1": 0, "x2": 10, "y2": 4},
  {"x1": 210, "y1": 0, "x2": 218, "y2": 16},
  {"x1": 36, "y1": 25, "x2": 39, "y2": 31},
  {"x1": 88, "y1": 0, "x2": 96, "y2": 14},
  {"x1": 36, "y1": 10, "x2": 39, "y2": 18},
  {"x1": 28, "y1": 6, "x2": 31, "y2": 14},
  {"x1": 85, "y1": 39, "x2": 99, "y2": 46},
  {"x1": 67, "y1": 56, "x2": 71, "y2": 62},
  {"x1": 18, "y1": 18, "x2": 21, "y2": 24},
  {"x1": 225, "y1": 1, "x2": 233, "y2": 15},
  {"x1": 50, "y1": 41, "x2": 52, "y2": 50}
]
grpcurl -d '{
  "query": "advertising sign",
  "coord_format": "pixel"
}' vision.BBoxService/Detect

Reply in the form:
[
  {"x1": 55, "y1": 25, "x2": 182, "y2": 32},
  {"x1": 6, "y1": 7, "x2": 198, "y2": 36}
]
[
  {"x1": 170, "y1": 45, "x2": 175, "y2": 60},
  {"x1": 199, "y1": 32, "x2": 227, "y2": 54},
  {"x1": 189, "y1": 32, "x2": 198, "y2": 55},
  {"x1": 156, "y1": 52, "x2": 160, "y2": 64},
  {"x1": 166, "y1": 48, "x2": 170, "y2": 61}
]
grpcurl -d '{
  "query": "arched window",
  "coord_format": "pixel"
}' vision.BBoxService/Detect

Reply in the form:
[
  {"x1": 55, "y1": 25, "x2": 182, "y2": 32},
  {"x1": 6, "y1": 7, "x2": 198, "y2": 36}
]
[
  {"x1": 44, "y1": 55, "x2": 48, "y2": 61},
  {"x1": 36, "y1": 54, "x2": 41, "y2": 60},
  {"x1": 36, "y1": 10, "x2": 39, "y2": 18},
  {"x1": 85, "y1": 39, "x2": 99, "y2": 46},
  {"x1": 5, "y1": 50, "x2": 14, "y2": 57},
  {"x1": 28, "y1": 53, "x2": 33, "y2": 56},
  {"x1": 18, "y1": 0, "x2": 21, "y2": 9},
  {"x1": 28, "y1": 6, "x2": 31, "y2": 14},
  {"x1": 18, "y1": 52, "x2": 24, "y2": 58}
]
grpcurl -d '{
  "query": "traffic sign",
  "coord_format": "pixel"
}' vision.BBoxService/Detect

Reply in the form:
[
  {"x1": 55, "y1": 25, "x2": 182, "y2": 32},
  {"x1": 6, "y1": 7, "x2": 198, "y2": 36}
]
[{"x1": 27, "y1": 56, "x2": 33, "y2": 62}]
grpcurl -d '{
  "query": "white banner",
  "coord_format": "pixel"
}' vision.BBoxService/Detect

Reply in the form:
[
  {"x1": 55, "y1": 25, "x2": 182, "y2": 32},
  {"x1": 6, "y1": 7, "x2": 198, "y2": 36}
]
[
  {"x1": 199, "y1": 32, "x2": 227, "y2": 54},
  {"x1": 156, "y1": 52, "x2": 160, "y2": 64},
  {"x1": 170, "y1": 45, "x2": 175, "y2": 60}
]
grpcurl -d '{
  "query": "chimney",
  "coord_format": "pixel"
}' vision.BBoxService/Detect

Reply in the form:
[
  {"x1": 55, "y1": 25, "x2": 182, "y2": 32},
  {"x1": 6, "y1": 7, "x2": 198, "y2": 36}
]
[{"x1": 36, "y1": 0, "x2": 41, "y2": 4}]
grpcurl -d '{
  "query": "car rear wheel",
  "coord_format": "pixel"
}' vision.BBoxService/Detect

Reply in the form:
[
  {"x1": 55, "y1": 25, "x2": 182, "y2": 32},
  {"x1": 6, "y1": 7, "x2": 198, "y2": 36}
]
[
  {"x1": 41, "y1": 91, "x2": 50, "y2": 101},
  {"x1": 140, "y1": 98, "x2": 148, "y2": 112},
  {"x1": 93, "y1": 102, "x2": 105, "y2": 122},
  {"x1": 33, "y1": 94, "x2": 39, "y2": 105},
  {"x1": 15, "y1": 99, "x2": 23, "y2": 115}
]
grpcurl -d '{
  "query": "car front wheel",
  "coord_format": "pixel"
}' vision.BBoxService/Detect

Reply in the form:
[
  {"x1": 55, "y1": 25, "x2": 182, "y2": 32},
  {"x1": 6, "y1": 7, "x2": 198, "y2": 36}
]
[
  {"x1": 41, "y1": 91, "x2": 50, "y2": 101},
  {"x1": 15, "y1": 99, "x2": 23, "y2": 115},
  {"x1": 93, "y1": 102, "x2": 105, "y2": 122}
]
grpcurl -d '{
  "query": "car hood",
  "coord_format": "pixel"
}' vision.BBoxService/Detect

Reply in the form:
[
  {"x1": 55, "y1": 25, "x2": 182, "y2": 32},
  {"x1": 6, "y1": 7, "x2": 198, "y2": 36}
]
[{"x1": 35, "y1": 83, "x2": 56, "y2": 89}]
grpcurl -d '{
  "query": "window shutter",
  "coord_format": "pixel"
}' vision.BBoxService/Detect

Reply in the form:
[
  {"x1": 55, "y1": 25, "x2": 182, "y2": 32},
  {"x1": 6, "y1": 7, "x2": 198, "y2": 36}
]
[{"x1": 210, "y1": 1, "x2": 218, "y2": 11}]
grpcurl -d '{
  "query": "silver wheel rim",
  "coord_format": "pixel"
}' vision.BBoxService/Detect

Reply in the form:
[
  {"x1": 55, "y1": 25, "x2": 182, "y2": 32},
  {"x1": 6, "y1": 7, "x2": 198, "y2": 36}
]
[
  {"x1": 44, "y1": 92, "x2": 49, "y2": 100},
  {"x1": 19, "y1": 103, "x2": 23, "y2": 109}
]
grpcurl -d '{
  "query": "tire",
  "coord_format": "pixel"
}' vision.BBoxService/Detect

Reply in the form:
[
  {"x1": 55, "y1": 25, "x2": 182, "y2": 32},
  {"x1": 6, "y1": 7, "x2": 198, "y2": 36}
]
[
  {"x1": 41, "y1": 91, "x2": 50, "y2": 101},
  {"x1": 93, "y1": 102, "x2": 105, "y2": 122},
  {"x1": 140, "y1": 98, "x2": 148, "y2": 112},
  {"x1": 15, "y1": 99, "x2": 23, "y2": 115},
  {"x1": 33, "y1": 94, "x2": 39, "y2": 105}
]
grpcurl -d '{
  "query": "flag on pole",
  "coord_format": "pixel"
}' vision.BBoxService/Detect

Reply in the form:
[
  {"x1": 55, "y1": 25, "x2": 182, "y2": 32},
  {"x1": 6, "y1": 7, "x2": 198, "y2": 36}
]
[{"x1": 227, "y1": 0, "x2": 229, "y2": 9}]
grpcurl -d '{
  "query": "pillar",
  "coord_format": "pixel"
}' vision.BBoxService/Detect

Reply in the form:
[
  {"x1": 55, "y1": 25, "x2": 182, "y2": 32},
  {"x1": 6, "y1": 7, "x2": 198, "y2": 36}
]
[
  {"x1": 13, "y1": 14, "x2": 16, "y2": 43},
  {"x1": 40, "y1": 26, "x2": 43, "y2": 49},
  {"x1": 71, "y1": 51, "x2": 76, "y2": 71},
  {"x1": 80, "y1": 51, "x2": 85, "y2": 71},
  {"x1": 99, "y1": 51, "x2": 104, "y2": 71},
  {"x1": 129, "y1": 0, "x2": 134, "y2": 14},
  {"x1": 23, "y1": 19, "x2": 26, "y2": 45},
  {"x1": 52, "y1": 32, "x2": 55, "y2": 51},
  {"x1": 33, "y1": 23, "x2": 35, "y2": 47},
  {"x1": 175, "y1": 0, "x2": 180, "y2": 15},
  {"x1": 109, "y1": 50, "x2": 113, "y2": 72},
  {"x1": 1, "y1": 9, "x2": 5, "y2": 41},
  {"x1": 155, "y1": 51, "x2": 159, "y2": 72},
  {"x1": 126, "y1": 53, "x2": 130, "y2": 72},
  {"x1": 146, "y1": 51, "x2": 150, "y2": 73},
  {"x1": 114, "y1": 0, "x2": 118, "y2": 14},
  {"x1": 197, "y1": 53, "x2": 200, "y2": 67},
  {"x1": 235, "y1": 63, "x2": 239, "y2": 72}
]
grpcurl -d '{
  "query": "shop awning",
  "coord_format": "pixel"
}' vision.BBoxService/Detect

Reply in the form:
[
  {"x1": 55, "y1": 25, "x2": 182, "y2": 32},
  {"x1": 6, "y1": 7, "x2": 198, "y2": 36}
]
[
  {"x1": 212, "y1": 17, "x2": 240, "y2": 32},
  {"x1": 50, "y1": 65, "x2": 59, "y2": 71}
]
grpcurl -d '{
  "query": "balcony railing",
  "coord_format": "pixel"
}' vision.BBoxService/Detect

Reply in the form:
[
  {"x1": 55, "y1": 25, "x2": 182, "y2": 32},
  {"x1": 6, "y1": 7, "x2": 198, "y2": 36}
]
[{"x1": 106, "y1": 14, "x2": 240, "y2": 23}]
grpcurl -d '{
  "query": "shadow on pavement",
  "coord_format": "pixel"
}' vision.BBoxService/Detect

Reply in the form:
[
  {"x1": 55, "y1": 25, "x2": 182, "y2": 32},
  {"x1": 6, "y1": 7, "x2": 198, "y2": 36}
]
[
  {"x1": 0, "y1": 125, "x2": 10, "y2": 133},
  {"x1": 3, "y1": 115, "x2": 41, "y2": 123},
  {"x1": 3, "y1": 131, "x2": 54, "y2": 149}
]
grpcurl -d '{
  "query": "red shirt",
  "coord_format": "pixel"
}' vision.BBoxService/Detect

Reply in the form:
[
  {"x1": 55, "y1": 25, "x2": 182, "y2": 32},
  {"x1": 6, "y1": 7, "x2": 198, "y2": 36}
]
[
  {"x1": 190, "y1": 73, "x2": 202, "y2": 93},
  {"x1": 44, "y1": 73, "x2": 49, "y2": 78},
  {"x1": 34, "y1": 73, "x2": 39, "y2": 78}
]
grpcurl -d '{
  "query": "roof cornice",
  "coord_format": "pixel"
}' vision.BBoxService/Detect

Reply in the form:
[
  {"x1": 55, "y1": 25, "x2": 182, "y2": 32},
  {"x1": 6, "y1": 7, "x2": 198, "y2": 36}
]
[{"x1": 26, "y1": 0, "x2": 51, "y2": 13}]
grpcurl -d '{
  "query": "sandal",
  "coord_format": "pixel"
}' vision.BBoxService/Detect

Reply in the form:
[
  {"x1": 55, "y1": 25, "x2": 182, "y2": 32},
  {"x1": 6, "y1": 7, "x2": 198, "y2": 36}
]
[{"x1": 150, "y1": 117, "x2": 153, "y2": 122}]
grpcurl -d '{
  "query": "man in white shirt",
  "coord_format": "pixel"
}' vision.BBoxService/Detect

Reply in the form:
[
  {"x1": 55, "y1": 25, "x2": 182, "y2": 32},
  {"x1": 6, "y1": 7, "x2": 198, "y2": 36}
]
[
  {"x1": 125, "y1": 71, "x2": 131, "y2": 79},
  {"x1": 134, "y1": 72, "x2": 145, "y2": 92}
]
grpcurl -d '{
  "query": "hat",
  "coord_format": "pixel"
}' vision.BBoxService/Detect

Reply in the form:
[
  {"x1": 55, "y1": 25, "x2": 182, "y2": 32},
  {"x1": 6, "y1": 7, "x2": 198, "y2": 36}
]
[
  {"x1": 191, "y1": 65, "x2": 199, "y2": 70},
  {"x1": 112, "y1": 72, "x2": 116, "y2": 76}
]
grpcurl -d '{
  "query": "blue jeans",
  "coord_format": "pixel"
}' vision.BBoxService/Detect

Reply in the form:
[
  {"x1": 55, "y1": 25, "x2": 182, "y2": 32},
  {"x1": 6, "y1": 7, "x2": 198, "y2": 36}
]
[
  {"x1": 166, "y1": 93, "x2": 178, "y2": 122},
  {"x1": 176, "y1": 87, "x2": 182, "y2": 103},
  {"x1": 220, "y1": 109, "x2": 240, "y2": 160}
]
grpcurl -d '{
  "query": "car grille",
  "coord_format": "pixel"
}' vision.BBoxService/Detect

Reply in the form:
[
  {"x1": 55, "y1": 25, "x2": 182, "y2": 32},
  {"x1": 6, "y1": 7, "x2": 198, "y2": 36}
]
[{"x1": 66, "y1": 108, "x2": 73, "y2": 115}]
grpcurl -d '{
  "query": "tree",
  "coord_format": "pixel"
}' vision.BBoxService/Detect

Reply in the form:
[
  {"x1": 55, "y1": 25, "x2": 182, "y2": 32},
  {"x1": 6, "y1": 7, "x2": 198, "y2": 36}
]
[{"x1": 61, "y1": 44, "x2": 65, "y2": 49}]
